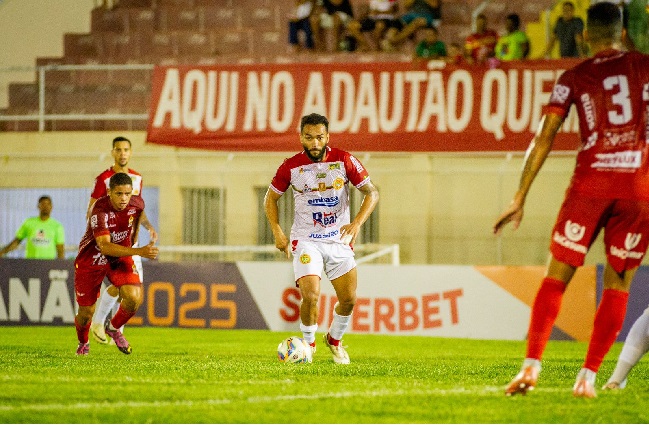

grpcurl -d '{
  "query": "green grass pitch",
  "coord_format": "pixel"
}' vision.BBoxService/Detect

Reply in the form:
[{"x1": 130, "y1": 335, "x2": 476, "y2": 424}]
[{"x1": 1, "y1": 327, "x2": 648, "y2": 423}]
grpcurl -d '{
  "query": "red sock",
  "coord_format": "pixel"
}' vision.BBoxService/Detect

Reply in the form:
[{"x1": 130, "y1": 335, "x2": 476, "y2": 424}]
[
  {"x1": 327, "y1": 333, "x2": 341, "y2": 347},
  {"x1": 583, "y1": 289, "x2": 629, "y2": 372},
  {"x1": 75, "y1": 317, "x2": 90, "y2": 344},
  {"x1": 526, "y1": 277, "x2": 567, "y2": 360},
  {"x1": 110, "y1": 306, "x2": 136, "y2": 330}
]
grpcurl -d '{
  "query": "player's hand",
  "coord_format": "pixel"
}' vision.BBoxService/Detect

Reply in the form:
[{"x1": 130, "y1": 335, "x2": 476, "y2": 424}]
[
  {"x1": 274, "y1": 233, "x2": 291, "y2": 259},
  {"x1": 493, "y1": 198, "x2": 524, "y2": 235},
  {"x1": 340, "y1": 223, "x2": 360, "y2": 245},
  {"x1": 139, "y1": 241, "x2": 159, "y2": 259}
]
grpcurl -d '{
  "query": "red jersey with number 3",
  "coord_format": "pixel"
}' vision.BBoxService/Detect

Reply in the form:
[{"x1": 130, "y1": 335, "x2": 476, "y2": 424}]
[
  {"x1": 76, "y1": 196, "x2": 144, "y2": 267},
  {"x1": 546, "y1": 49, "x2": 649, "y2": 200},
  {"x1": 270, "y1": 146, "x2": 370, "y2": 243}
]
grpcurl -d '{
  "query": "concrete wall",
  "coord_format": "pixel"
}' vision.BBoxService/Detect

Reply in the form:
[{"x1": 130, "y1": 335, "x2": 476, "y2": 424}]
[
  {"x1": 0, "y1": 130, "x2": 615, "y2": 266},
  {"x1": 0, "y1": 0, "x2": 95, "y2": 108}
]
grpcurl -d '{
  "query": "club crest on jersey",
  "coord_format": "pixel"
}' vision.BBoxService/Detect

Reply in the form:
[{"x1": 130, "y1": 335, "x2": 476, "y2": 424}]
[
  {"x1": 109, "y1": 212, "x2": 116, "y2": 219},
  {"x1": 333, "y1": 177, "x2": 344, "y2": 190},
  {"x1": 300, "y1": 253, "x2": 311, "y2": 264},
  {"x1": 313, "y1": 211, "x2": 338, "y2": 227},
  {"x1": 128, "y1": 208, "x2": 137, "y2": 215},
  {"x1": 128, "y1": 216, "x2": 134, "y2": 228},
  {"x1": 318, "y1": 182, "x2": 326, "y2": 192}
]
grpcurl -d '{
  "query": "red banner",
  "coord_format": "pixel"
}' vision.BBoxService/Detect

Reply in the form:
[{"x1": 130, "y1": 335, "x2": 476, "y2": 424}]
[{"x1": 146, "y1": 59, "x2": 583, "y2": 152}]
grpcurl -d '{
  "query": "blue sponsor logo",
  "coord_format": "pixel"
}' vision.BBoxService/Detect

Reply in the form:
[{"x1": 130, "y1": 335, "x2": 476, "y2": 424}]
[
  {"x1": 309, "y1": 230, "x2": 339, "y2": 239},
  {"x1": 313, "y1": 211, "x2": 338, "y2": 227},
  {"x1": 307, "y1": 196, "x2": 340, "y2": 207}
]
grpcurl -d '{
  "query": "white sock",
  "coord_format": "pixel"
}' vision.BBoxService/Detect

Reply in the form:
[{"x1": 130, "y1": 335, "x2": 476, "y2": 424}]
[
  {"x1": 93, "y1": 290, "x2": 118, "y2": 324},
  {"x1": 522, "y1": 358, "x2": 542, "y2": 371},
  {"x1": 608, "y1": 308, "x2": 649, "y2": 384},
  {"x1": 328, "y1": 304, "x2": 351, "y2": 341},
  {"x1": 300, "y1": 323, "x2": 318, "y2": 345}
]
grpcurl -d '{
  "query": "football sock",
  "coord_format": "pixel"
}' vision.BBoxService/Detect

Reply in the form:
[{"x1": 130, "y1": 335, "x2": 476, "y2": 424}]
[
  {"x1": 608, "y1": 307, "x2": 649, "y2": 384},
  {"x1": 93, "y1": 289, "x2": 118, "y2": 324},
  {"x1": 583, "y1": 289, "x2": 629, "y2": 372},
  {"x1": 111, "y1": 302, "x2": 125, "y2": 333},
  {"x1": 328, "y1": 306, "x2": 351, "y2": 344},
  {"x1": 526, "y1": 277, "x2": 567, "y2": 360},
  {"x1": 300, "y1": 323, "x2": 318, "y2": 345},
  {"x1": 75, "y1": 317, "x2": 90, "y2": 344},
  {"x1": 110, "y1": 306, "x2": 136, "y2": 330}
]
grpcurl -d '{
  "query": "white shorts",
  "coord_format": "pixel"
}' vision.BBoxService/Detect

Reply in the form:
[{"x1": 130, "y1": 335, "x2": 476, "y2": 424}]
[{"x1": 292, "y1": 240, "x2": 356, "y2": 282}]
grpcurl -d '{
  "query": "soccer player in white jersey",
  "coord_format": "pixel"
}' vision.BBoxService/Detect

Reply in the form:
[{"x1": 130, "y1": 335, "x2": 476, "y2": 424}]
[
  {"x1": 88, "y1": 136, "x2": 157, "y2": 344},
  {"x1": 264, "y1": 113, "x2": 379, "y2": 364}
]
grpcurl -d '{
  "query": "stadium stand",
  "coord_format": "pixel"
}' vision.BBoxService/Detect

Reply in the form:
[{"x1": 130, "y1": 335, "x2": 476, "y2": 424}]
[{"x1": 1, "y1": 0, "x2": 558, "y2": 131}]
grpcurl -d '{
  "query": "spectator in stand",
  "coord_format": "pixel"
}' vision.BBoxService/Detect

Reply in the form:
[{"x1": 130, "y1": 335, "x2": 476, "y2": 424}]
[
  {"x1": 289, "y1": 0, "x2": 315, "y2": 53},
  {"x1": 347, "y1": 0, "x2": 402, "y2": 51},
  {"x1": 542, "y1": 2, "x2": 585, "y2": 58},
  {"x1": 310, "y1": 0, "x2": 355, "y2": 52},
  {"x1": 494, "y1": 14, "x2": 530, "y2": 61},
  {"x1": 381, "y1": 0, "x2": 442, "y2": 51},
  {"x1": 413, "y1": 26, "x2": 447, "y2": 62},
  {"x1": 464, "y1": 13, "x2": 498, "y2": 64}
]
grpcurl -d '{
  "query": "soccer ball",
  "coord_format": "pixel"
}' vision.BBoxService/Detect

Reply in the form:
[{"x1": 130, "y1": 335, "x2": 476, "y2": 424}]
[{"x1": 277, "y1": 336, "x2": 312, "y2": 364}]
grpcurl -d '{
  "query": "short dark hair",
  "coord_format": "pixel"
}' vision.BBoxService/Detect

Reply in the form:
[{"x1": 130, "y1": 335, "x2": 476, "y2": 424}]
[
  {"x1": 507, "y1": 14, "x2": 521, "y2": 30},
  {"x1": 109, "y1": 172, "x2": 133, "y2": 189},
  {"x1": 300, "y1": 113, "x2": 329, "y2": 133},
  {"x1": 587, "y1": 2, "x2": 622, "y2": 42},
  {"x1": 563, "y1": 1, "x2": 575, "y2": 10},
  {"x1": 112, "y1": 136, "x2": 131, "y2": 148},
  {"x1": 38, "y1": 195, "x2": 51, "y2": 203}
]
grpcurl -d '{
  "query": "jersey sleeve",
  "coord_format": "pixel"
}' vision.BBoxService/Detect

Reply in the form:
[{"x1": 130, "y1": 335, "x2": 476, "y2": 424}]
[
  {"x1": 15, "y1": 220, "x2": 29, "y2": 240},
  {"x1": 270, "y1": 160, "x2": 292, "y2": 194},
  {"x1": 89, "y1": 202, "x2": 110, "y2": 238},
  {"x1": 545, "y1": 69, "x2": 575, "y2": 118},
  {"x1": 90, "y1": 175, "x2": 107, "y2": 199},
  {"x1": 344, "y1": 153, "x2": 370, "y2": 188}
]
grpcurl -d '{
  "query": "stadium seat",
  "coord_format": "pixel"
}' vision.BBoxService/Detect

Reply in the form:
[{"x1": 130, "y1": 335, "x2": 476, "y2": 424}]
[
  {"x1": 210, "y1": 29, "x2": 254, "y2": 56},
  {"x1": 201, "y1": 6, "x2": 243, "y2": 30},
  {"x1": 159, "y1": 6, "x2": 200, "y2": 32},
  {"x1": 175, "y1": 31, "x2": 210, "y2": 57}
]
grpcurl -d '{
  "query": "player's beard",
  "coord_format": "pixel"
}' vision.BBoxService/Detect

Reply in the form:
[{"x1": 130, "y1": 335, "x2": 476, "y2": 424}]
[{"x1": 304, "y1": 145, "x2": 327, "y2": 162}]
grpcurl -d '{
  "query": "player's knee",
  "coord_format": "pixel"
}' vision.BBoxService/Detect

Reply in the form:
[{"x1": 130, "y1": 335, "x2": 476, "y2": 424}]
[{"x1": 301, "y1": 290, "x2": 319, "y2": 307}]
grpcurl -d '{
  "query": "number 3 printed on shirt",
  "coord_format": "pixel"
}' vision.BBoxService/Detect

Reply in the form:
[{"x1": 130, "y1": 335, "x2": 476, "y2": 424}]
[{"x1": 603, "y1": 75, "x2": 632, "y2": 125}]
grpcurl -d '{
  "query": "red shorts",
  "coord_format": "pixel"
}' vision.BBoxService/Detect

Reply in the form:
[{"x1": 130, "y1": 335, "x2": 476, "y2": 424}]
[
  {"x1": 74, "y1": 257, "x2": 141, "y2": 307},
  {"x1": 550, "y1": 194, "x2": 649, "y2": 273}
]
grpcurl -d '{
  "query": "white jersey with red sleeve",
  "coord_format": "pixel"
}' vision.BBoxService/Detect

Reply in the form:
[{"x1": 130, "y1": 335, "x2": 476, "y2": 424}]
[
  {"x1": 545, "y1": 49, "x2": 649, "y2": 200},
  {"x1": 90, "y1": 167, "x2": 143, "y2": 199},
  {"x1": 269, "y1": 146, "x2": 371, "y2": 243}
]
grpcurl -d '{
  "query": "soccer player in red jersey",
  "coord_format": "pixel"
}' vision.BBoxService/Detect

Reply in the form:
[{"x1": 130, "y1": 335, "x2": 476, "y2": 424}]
[
  {"x1": 464, "y1": 14, "x2": 498, "y2": 64},
  {"x1": 74, "y1": 173, "x2": 159, "y2": 356},
  {"x1": 87, "y1": 136, "x2": 157, "y2": 345},
  {"x1": 264, "y1": 113, "x2": 379, "y2": 364},
  {"x1": 494, "y1": 2, "x2": 649, "y2": 398}
]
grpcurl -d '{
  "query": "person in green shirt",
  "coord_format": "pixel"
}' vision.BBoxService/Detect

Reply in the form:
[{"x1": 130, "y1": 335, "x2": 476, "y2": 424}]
[
  {"x1": 0, "y1": 195, "x2": 65, "y2": 259},
  {"x1": 414, "y1": 26, "x2": 447, "y2": 61},
  {"x1": 495, "y1": 13, "x2": 530, "y2": 61}
]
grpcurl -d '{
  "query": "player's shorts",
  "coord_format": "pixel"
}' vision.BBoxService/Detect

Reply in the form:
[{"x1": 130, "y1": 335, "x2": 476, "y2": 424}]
[
  {"x1": 291, "y1": 239, "x2": 356, "y2": 283},
  {"x1": 75, "y1": 257, "x2": 141, "y2": 307},
  {"x1": 549, "y1": 194, "x2": 649, "y2": 273}
]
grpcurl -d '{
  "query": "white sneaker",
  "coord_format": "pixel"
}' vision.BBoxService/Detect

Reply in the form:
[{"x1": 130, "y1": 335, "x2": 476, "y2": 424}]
[
  {"x1": 323, "y1": 333, "x2": 350, "y2": 364},
  {"x1": 90, "y1": 322, "x2": 108, "y2": 344},
  {"x1": 602, "y1": 378, "x2": 627, "y2": 390},
  {"x1": 573, "y1": 368, "x2": 597, "y2": 398}
]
